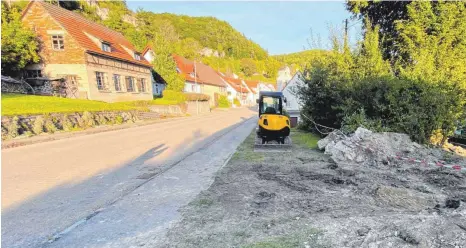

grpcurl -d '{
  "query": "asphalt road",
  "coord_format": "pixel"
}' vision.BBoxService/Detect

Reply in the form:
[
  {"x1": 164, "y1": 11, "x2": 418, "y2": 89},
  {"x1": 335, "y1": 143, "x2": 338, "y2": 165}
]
[{"x1": 2, "y1": 108, "x2": 256, "y2": 248}]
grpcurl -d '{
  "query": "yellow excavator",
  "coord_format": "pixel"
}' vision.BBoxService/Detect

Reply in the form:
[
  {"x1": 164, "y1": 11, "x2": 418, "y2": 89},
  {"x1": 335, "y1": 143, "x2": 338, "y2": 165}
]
[{"x1": 255, "y1": 91, "x2": 292, "y2": 149}]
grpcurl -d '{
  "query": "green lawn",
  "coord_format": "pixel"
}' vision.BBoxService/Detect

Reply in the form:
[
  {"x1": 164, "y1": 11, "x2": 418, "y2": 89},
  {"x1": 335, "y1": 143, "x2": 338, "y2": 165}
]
[
  {"x1": 291, "y1": 129, "x2": 321, "y2": 149},
  {"x1": 1, "y1": 94, "x2": 178, "y2": 116}
]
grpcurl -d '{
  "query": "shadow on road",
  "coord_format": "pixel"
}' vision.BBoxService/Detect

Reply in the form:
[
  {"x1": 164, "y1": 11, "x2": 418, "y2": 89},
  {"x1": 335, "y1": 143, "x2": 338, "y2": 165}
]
[{"x1": 1, "y1": 115, "x2": 255, "y2": 248}]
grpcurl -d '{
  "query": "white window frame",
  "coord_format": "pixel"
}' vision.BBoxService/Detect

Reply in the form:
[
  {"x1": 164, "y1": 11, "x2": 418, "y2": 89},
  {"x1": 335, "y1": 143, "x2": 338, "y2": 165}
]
[
  {"x1": 126, "y1": 76, "x2": 135, "y2": 92},
  {"x1": 102, "y1": 42, "x2": 111, "y2": 52},
  {"x1": 51, "y1": 35, "x2": 64, "y2": 51},
  {"x1": 96, "y1": 71, "x2": 106, "y2": 90},
  {"x1": 134, "y1": 52, "x2": 141, "y2": 60}
]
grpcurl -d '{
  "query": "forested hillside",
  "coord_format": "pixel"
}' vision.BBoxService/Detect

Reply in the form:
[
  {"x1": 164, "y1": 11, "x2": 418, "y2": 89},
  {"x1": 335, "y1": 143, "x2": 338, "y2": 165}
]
[{"x1": 273, "y1": 49, "x2": 331, "y2": 72}]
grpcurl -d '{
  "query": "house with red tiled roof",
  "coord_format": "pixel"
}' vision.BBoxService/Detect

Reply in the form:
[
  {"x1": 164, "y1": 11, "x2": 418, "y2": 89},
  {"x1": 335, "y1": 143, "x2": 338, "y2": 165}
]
[
  {"x1": 21, "y1": 1, "x2": 153, "y2": 102},
  {"x1": 217, "y1": 73, "x2": 255, "y2": 106},
  {"x1": 172, "y1": 54, "x2": 227, "y2": 106}
]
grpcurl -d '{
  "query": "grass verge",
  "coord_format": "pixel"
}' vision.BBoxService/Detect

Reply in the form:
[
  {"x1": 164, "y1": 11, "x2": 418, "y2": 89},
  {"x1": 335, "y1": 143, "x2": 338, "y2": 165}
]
[
  {"x1": 1, "y1": 94, "x2": 181, "y2": 116},
  {"x1": 291, "y1": 129, "x2": 320, "y2": 149}
]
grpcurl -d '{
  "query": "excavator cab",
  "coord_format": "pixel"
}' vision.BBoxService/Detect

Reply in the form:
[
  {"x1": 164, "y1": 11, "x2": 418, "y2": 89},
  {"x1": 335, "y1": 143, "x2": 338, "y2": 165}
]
[{"x1": 256, "y1": 91, "x2": 291, "y2": 145}]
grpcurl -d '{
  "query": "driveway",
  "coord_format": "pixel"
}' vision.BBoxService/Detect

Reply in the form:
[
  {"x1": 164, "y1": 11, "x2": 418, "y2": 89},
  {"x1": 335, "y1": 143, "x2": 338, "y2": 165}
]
[{"x1": 2, "y1": 107, "x2": 256, "y2": 248}]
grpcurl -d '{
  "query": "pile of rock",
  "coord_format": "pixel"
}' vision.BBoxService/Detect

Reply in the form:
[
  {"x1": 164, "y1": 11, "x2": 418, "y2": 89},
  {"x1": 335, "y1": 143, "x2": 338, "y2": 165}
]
[{"x1": 317, "y1": 127, "x2": 463, "y2": 168}]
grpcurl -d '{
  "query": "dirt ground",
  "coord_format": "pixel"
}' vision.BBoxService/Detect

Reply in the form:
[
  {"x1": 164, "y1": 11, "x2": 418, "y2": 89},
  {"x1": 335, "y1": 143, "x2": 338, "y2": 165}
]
[{"x1": 162, "y1": 130, "x2": 466, "y2": 248}]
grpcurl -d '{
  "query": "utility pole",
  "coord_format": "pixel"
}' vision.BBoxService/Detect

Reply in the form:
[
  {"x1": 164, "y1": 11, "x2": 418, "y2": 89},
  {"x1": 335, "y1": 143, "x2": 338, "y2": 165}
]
[
  {"x1": 344, "y1": 19, "x2": 348, "y2": 40},
  {"x1": 194, "y1": 60, "x2": 199, "y2": 115}
]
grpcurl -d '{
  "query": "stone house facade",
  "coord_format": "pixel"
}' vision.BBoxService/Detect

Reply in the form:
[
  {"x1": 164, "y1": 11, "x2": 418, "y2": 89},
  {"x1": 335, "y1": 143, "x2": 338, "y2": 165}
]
[{"x1": 21, "y1": 1, "x2": 153, "y2": 102}]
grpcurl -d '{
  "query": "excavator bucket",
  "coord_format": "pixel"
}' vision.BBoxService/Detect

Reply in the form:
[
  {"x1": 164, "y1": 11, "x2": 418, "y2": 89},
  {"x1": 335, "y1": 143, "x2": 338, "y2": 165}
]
[{"x1": 254, "y1": 135, "x2": 292, "y2": 152}]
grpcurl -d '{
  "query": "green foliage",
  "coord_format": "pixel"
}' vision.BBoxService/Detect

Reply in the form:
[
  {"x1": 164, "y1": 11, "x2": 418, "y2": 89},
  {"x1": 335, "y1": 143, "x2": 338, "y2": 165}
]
[
  {"x1": 298, "y1": 17, "x2": 466, "y2": 144},
  {"x1": 184, "y1": 93, "x2": 210, "y2": 102},
  {"x1": 217, "y1": 95, "x2": 230, "y2": 108},
  {"x1": 1, "y1": 94, "x2": 147, "y2": 116},
  {"x1": 273, "y1": 50, "x2": 331, "y2": 73},
  {"x1": 233, "y1": 98, "x2": 241, "y2": 106},
  {"x1": 346, "y1": 1, "x2": 410, "y2": 61},
  {"x1": 161, "y1": 90, "x2": 187, "y2": 103},
  {"x1": 115, "y1": 115, "x2": 124, "y2": 124},
  {"x1": 240, "y1": 58, "x2": 257, "y2": 77},
  {"x1": 395, "y1": 1, "x2": 466, "y2": 89},
  {"x1": 1, "y1": 3, "x2": 40, "y2": 75},
  {"x1": 291, "y1": 130, "x2": 320, "y2": 149},
  {"x1": 299, "y1": 69, "x2": 466, "y2": 144}
]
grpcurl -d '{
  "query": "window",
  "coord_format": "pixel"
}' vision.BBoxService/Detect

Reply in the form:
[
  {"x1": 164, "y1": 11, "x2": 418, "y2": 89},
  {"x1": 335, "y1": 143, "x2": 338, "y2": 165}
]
[
  {"x1": 51, "y1": 35, "x2": 64, "y2": 50},
  {"x1": 24, "y1": 70, "x2": 42, "y2": 78},
  {"x1": 95, "y1": 72, "x2": 106, "y2": 90},
  {"x1": 134, "y1": 52, "x2": 141, "y2": 60},
  {"x1": 125, "y1": 76, "x2": 134, "y2": 92},
  {"x1": 139, "y1": 78, "x2": 146, "y2": 92},
  {"x1": 102, "y1": 42, "x2": 111, "y2": 52},
  {"x1": 113, "y1": 74, "x2": 121, "y2": 91}
]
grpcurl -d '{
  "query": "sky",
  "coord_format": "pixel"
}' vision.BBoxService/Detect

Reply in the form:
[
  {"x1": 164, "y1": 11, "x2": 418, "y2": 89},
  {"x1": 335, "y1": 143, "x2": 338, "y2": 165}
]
[{"x1": 126, "y1": 1, "x2": 362, "y2": 55}]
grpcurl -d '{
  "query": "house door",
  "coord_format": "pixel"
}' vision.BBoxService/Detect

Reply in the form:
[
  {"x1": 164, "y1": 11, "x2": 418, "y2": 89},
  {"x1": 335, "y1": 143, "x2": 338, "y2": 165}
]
[{"x1": 290, "y1": 117, "x2": 298, "y2": 128}]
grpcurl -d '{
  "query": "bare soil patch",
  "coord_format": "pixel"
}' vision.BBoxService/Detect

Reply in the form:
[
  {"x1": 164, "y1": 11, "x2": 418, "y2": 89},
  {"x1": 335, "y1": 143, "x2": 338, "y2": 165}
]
[{"x1": 162, "y1": 130, "x2": 466, "y2": 248}]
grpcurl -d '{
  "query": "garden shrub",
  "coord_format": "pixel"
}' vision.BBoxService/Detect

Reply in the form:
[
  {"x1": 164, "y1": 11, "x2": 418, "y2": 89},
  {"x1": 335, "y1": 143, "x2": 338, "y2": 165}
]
[
  {"x1": 233, "y1": 98, "x2": 241, "y2": 106},
  {"x1": 33, "y1": 115, "x2": 45, "y2": 135},
  {"x1": 218, "y1": 95, "x2": 230, "y2": 108},
  {"x1": 298, "y1": 71, "x2": 466, "y2": 144},
  {"x1": 162, "y1": 90, "x2": 187, "y2": 103},
  {"x1": 184, "y1": 92, "x2": 210, "y2": 101}
]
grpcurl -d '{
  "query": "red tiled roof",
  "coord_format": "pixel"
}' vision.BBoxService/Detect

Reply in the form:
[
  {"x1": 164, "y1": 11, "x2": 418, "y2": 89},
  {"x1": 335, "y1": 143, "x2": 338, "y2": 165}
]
[
  {"x1": 244, "y1": 80, "x2": 260, "y2": 93},
  {"x1": 24, "y1": 1, "x2": 151, "y2": 67},
  {"x1": 141, "y1": 44, "x2": 153, "y2": 57},
  {"x1": 172, "y1": 54, "x2": 225, "y2": 87},
  {"x1": 220, "y1": 75, "x2": 249, "y2": 93}
]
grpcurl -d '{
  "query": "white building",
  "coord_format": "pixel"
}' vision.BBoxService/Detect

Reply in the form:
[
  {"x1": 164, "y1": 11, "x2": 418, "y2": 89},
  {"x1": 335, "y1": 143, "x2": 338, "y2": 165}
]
[
  {"x1": 276, "y1": 66, "x2": 292, "y2": 91},
  {"x1": 282, "y1": 71, "x2": 304, "y2": 127}
]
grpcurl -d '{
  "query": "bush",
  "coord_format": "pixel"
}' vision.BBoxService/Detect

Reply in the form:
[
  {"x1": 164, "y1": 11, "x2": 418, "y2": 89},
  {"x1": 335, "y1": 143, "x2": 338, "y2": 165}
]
[
  {"x1": 233, "y1": 98, "x2": 241, "y2": 106},
  {"x1": 298, "y1": 68, "x2": 466, "y2": 144},
  {"x1": 184, "y1": 92, "x2": 210, "y2": 101},
  {"x1": 218, "y1": 95, "x2": 230, "y2": 108},
  {"x1": 162, "y1": 90, "x2": 187, "y2": 103}
]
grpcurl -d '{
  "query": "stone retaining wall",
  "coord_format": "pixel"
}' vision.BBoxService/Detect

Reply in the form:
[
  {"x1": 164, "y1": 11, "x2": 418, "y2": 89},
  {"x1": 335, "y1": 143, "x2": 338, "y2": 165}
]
[{"x1": 1, "y1": 110, "x2": 140, "y2": 140}]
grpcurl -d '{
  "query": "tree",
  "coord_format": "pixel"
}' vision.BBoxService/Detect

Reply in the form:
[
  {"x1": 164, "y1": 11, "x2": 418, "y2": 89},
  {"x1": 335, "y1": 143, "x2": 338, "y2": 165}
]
[
  {"x1": 346, "y1": 0, "x2": 412, "y2": 61},
  {"x1": 240, "y1": 58, "x2": 256, "y2": 77},
  {"x1": 151, "y1": 34, "x2": 185, "y2": 92},
  {"x1": 395, "y1": 1, "x2": 466, "y2": 89},
  {"x1": 1, "y1": 3, "x2": 39, "y2": 76}
]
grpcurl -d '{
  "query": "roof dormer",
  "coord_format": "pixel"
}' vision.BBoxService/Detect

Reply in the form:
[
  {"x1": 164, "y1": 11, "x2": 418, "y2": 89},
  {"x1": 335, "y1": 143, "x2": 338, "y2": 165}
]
[{"x1": 102, "y1": 41, "x2": 111, "y2": 52}]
